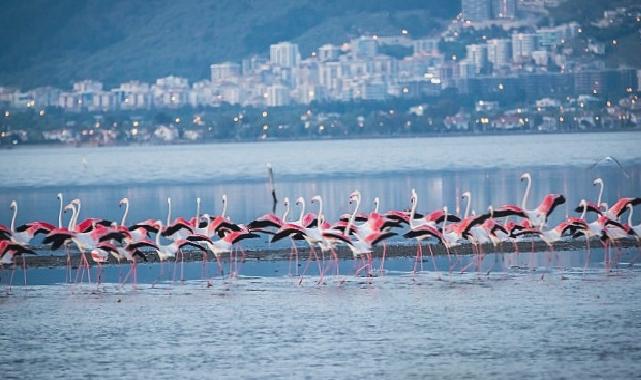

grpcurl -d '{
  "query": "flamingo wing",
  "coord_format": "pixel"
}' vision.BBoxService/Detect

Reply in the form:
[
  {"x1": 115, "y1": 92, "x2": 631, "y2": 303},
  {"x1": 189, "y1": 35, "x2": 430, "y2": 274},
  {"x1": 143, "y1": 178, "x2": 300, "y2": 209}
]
[
  {"x1": 574, "y1": 201, "x2": 603, "y2": 215},
  {"x1": 43, "y1": 231, "x2": 74, "y2": 250},
  {"x1": 176, "y1": 240, "x2": 208, "y2": 252},
  {"x1": 493, "y1": 205, "x2": 527, "y2": 218},
  {"x1": 161, "y1": 222, "x2": 194, "y2": 237},
  {"x1": 537, "y1": 194, "x2": 566, "y2": 218},
  {"x1": 366, "y1": 231, "x2": 397, "y2": 246},
  {"x1": 271, "y1": 226, "x2": 305, "y2": 243}
]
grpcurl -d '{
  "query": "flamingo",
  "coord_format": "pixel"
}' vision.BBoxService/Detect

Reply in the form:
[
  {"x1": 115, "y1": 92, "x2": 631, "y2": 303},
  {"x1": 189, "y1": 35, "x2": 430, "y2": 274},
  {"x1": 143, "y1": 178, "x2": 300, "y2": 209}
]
[
  {"x1": 118, "y1": 197, "x2": 158, "y2": 243},
  {"x1": 628, "y1": 204, "x2": 641, "y2": 242},
  {"x1": 8, "y1": 201, "x2": 55, "y2": 245},
  {"x1": 0, "y1": 240, "x2": 37, "y2": 288},
  {"x1": 151, "y1": 221, "x2": 207, "y2": 260},
  {"x1": 519, "y1": 173, "x2": 567, "y2": 229},
  {"x1": 401, "y1": 189, "x2": 445, "y2": 273},
  {"x1": 335, "y1": 191, "x2": 397, "y2": 276}
]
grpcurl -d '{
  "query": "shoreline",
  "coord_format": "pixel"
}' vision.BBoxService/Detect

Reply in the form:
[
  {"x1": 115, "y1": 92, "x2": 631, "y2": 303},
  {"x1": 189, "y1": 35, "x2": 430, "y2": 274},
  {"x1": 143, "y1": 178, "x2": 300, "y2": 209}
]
[
  {"x1": 15, "y1": 238, "x2": 640, "y2": 268},
  {"x1": 3, "y1": 128, "x2": 641, "y2": 150}
]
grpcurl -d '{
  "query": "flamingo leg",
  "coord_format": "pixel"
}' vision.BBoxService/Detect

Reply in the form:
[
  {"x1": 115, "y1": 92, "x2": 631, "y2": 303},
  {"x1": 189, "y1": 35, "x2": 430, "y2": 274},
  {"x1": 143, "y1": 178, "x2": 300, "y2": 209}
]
[{"x1": 379, "y1": 242, "x2": 387, "y2": 274}]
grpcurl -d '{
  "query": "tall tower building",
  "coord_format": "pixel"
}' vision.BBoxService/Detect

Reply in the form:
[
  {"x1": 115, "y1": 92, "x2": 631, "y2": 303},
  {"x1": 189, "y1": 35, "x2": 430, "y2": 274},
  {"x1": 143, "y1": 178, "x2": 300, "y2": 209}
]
[
  {"x1": 462, "y1": 0, "x2": 492, "y2": 21},
  {"x1": 492, "y1": 0, "x2": 517, "y2": 18},
  {"x1": 269, "y1": 42, "x2": 301, "y2": 68}
]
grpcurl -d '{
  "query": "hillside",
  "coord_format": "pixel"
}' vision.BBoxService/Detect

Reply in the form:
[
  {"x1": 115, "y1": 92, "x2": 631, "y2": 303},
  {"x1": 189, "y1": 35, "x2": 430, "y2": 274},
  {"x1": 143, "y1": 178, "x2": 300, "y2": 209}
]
[{"x1": 0, "y1": 0, "x2": 458, "y2": 89}]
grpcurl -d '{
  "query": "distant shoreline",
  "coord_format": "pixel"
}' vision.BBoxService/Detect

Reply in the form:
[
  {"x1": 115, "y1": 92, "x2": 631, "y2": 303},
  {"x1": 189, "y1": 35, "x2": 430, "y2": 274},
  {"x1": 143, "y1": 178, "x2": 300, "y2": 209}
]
[{"x1": 2, "y1": 127, "x2": 640, "y2": 150}]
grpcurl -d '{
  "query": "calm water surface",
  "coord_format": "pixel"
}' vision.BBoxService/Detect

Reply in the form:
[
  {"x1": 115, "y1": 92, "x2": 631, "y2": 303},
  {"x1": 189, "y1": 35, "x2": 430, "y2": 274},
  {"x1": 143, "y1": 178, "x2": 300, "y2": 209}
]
[
  {"x1": 2, "y1": 267, "x2": 641, "y2": 379},
  {"x1": 2, "y1": 133, "x2": 641, "y2": 379}
]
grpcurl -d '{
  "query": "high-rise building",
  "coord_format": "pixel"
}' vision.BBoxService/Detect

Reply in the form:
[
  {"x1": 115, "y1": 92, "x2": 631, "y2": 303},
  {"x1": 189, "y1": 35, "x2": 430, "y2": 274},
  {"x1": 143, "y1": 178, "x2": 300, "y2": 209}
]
[
  {"x1": 318, "y1": 44, "x2": 340, "y2": 62},
  {"x1": 351, "y1": 36, "x2": 378, "y2": 60},
  {"x1": 266, "y1": 85, "x2": 290, "y2": 107},
  {"x1": 269, "y1": 42, "x2": 300, "y2": 68},
  {"x1": 492, "y1": 0, "x2": 517, "y2": 18},
  {"x1": 462, "y1": 0, "x2": 492, "y2": 21},
  {"x1": 512, "y1": 33, "x2": 537, "y2": 62},
  {"x1": 465, "y1": 44, "x2": 488, "y2": 73},
  {"x1": 210, "y1": 62, "x2": 241, "y2": 82},
  {"x1": 487, "y1": 39, "x2": 512, "y2": 69}
]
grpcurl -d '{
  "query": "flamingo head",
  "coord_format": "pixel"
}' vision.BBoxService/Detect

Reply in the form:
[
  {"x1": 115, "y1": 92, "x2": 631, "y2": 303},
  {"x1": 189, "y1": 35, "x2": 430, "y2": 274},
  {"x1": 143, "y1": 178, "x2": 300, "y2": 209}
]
[
  {"x1": 119, "y1": 197, "x2": 128, "y2": 207},
  {"x1": 461, "y1": 191, "x2": 471, "y2": 199},
  {"x1": 64, "y1": 203, "x2": 74, "y2": 213},
  {"x1": 282, "y1": 197, "x2": 289, "y2": 207},
  {"x1": 9, "y1": 200, "x2": 17, "y2": 210},
  {"x1": 488, "y1": 205, "x2": 494, "y2": 217},
  {"x1": 593, "y1": 178, "x2": 603, "y2": 186},
  {"x1": 443, "y1": 206, "x2": 449, "y2": 215},
  {"x1": 221, "y1": 194, "x2": 227, "y2": 204},
  {"x1": 520, "y1": 172, "x2": 531, "y2": 182},
  {"x1": 310, "y1": 195, "x2": 322, "y2": 204},
  {"x1": 348, "y1": 191, "x2": 360, "y2": 204},
  {"x1": 71, "y1": 198, "x2": 81, "y2": 206},
  {"x1": 410, "y1": 188, "x2": 417, "y2": 206},
  {"x1": 56, "y1": 193, "x2": 63, "y2": 200},
  {"x1": 196, "y1": 197, "x2": 201, "y2": 205},
  {"x1": 167, "y1": 197, "x2": 171, "y2": 205},
  {"x1": 295, "y1": 196, "x2": 304, "y2": 206},
  {"x1": 373, "y1": 197, "x2": 380, "y2": 207}
]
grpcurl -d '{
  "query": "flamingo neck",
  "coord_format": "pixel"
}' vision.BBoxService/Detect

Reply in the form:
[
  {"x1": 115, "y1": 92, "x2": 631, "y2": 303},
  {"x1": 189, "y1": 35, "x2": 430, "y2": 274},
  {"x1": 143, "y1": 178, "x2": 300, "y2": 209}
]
[
  {"x1": 282, "y1": 203, "x2": 290, "y2": 222},
  {"x1": 10, "y1": 204, "x2": 17, "y2": 233},
  {"x1": 196, "y1": 199, "x2": 201, "y2": 221},
  {"x1": 409, "y1": 194, "x2": 418, "y2": 229},
  {"x1": 596, "y1": 181, "x2": 604, "y2": 206},
  {"x1": 297, "y1": 199, "x2": 305, "y2": 224},
  {"x1": 521, "y1": 176, "x2": 531, "y2": 209},
  {"x1": 628, "y1": 205, "x2": 633, "y2": 227},
  {"x1": 58, "y1": 196, "x2": 64, "y2": 228},
  {"x1": 464, "y1": 194, "x2": 471, "y2": 218},
  {"x1": 317, "y1": 197, "x2": 324, "y2": 231},
  {"x1": 75, "y1": 201, "x2": 81, "y2": 230},
  {"x1": 442, "y1": 208, "x2": 449, "y2": 232},
  {"x1": 156, "y1": 223, "x2": 162, "y2": 246},
  {"x1": 373, "y1": 198, "x2": 379, "y2": 214},
  {"x1": 166, "y1": 199, "x2": 172, "y2": 225},
  {"x1": 347, "y1": 194, "x2": 361, "y2": 233},
  {"x1": 221, "y1": 196, "x2": 227, "y2": 219},
  {"x1": 580, "y1": 202, "x2": 587, "y2": 220},
  {"x1": 121, "y1": 201, "x2": 129, "y2": 227},
  {"x1": 67, "y1": 206, "x2": 76, "y2": 230}
]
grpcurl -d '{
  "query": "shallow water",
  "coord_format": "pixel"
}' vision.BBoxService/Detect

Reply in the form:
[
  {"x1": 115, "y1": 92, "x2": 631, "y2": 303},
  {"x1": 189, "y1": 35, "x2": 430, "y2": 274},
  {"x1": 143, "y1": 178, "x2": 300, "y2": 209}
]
[{"x1": 2, "y1": 258, "x2": 641, "y2": 379}]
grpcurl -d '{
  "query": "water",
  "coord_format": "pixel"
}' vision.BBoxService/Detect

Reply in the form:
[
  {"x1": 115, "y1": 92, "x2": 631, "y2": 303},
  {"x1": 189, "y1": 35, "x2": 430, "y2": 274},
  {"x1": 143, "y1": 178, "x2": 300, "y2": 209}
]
[
  {"x1": 2, "y1": 132, "x2": 641, "y2": 378},
  {"x1": 2, "y1": 266, "x2": 641, "y2": 379},
  {"x1": 1, "y1": 133, "x2": 641, "y2": 233},
  {"x1": 1, "y1": 132, "x2": 640, "y2": 188}
]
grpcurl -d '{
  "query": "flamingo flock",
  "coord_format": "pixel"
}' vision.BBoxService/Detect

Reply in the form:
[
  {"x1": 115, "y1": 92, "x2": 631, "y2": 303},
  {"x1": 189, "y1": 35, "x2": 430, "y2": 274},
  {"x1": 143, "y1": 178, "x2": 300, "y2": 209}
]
[{"x1": 1, "y1": 172, "x2": 640, "y2": 287}]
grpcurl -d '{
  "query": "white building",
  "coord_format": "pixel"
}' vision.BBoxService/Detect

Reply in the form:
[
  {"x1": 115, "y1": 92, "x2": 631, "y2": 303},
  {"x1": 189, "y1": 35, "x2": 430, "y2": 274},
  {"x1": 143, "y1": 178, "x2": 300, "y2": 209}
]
[
  {"x1": 210, "y1": 62, "x2": 241, "y2": 82},
  {"x1": 413, "y1": 39, "x2": 440, "y2": 55},
  {"x1": 350, "y1": 36, "x2": 378, "y2": 60},
  {"x1": 318, "y1": 44, "x2": 340, "y2": 62},
  {"x1": 113, "y1": 81, "x2": 152, "y2": 110},
  {"x1": 73, "y1": 80, "x2": 103, "y2": 93},
  {"x1": 266, "y1": 85, "x2": 291, "y2": 107},
  {"x1": 465, "y1": 44, "x2": 488, "y2": 73},
  {"x1": 512, "y1": 32, "x2": 537, "y2": 63},
  {"x1": 152, "y1": 76, "x2": 189, "y2": 108},
  {"x1": 269, "y1": 42, "x2": 300, "y2": 68},
  {"x1": 487, "y1": 39, "x2": 512, "y2": 69}
]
